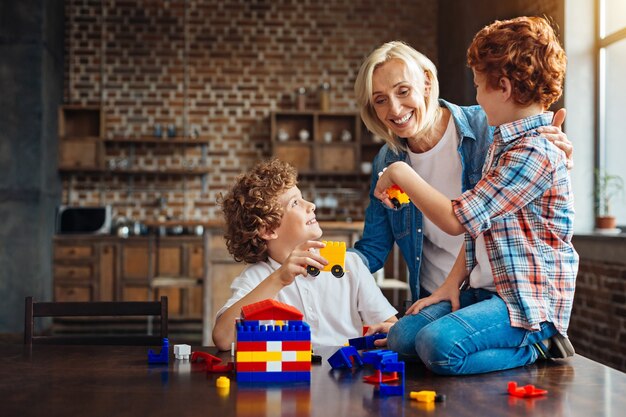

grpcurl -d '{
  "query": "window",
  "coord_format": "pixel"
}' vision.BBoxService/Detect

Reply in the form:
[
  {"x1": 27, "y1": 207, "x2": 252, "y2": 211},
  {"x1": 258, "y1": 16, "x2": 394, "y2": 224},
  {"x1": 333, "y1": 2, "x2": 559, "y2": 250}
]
[{"x1": 598, "y1": 0, "x2": 626, "y2": 225}]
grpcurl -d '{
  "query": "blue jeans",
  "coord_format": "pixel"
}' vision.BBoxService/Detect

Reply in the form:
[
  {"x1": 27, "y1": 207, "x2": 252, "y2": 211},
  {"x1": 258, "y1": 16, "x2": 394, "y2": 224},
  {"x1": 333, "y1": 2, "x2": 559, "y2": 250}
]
[{"x1": 387, "y1": 289, "x2": 557, "y2": 375}]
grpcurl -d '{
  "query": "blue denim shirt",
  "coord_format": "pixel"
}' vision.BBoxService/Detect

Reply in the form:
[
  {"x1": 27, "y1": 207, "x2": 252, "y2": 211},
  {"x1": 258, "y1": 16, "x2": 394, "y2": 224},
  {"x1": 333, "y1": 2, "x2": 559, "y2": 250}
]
[{"x1": 352, "y1": 99, "x2": 494, "y2": 301}]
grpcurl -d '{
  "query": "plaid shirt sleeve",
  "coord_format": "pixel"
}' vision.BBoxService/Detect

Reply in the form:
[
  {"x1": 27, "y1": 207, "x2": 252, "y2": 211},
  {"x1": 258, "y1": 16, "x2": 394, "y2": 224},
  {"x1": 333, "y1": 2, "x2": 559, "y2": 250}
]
[{"x1": 452, "y1": 141, "x2": 554, "y2": 240}]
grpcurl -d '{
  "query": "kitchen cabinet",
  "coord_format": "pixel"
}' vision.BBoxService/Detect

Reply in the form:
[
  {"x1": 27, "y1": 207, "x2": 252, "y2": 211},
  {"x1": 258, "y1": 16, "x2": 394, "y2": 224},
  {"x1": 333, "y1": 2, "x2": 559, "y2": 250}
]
[
  {"x1": 53, "y1": 236, "x2": 204, "y2": 319},
  {"x1": 53, "y1": 238, "x2": 116, "y2": 302}
]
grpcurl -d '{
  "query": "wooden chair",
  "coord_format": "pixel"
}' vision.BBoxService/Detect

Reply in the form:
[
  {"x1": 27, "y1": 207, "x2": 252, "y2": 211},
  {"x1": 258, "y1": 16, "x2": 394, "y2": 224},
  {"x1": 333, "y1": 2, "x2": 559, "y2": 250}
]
[{"x1": 24, "y1": 296, "x2": 168, "y2": 345}]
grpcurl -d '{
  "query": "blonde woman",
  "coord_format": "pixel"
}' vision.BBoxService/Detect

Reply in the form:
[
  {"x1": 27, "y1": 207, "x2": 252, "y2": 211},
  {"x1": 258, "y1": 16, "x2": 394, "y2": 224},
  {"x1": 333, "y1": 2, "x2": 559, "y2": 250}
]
[{"x1": 353, "y1": 41, "x2": 573, "y2": 346}]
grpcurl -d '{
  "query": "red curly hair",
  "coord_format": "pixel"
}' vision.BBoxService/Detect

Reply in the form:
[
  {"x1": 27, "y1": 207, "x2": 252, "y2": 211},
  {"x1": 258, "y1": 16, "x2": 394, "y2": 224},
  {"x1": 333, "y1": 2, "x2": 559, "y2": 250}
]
[
  {"x1": 467, "y1": 16, "x2": 566, "y2": 109},
  {"x1": 219, "y1": 158, "x2": 298, "y2": 264}
]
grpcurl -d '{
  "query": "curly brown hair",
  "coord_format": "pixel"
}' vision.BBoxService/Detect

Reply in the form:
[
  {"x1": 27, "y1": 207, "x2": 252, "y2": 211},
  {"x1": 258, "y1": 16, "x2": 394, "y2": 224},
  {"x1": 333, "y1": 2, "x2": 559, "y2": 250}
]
[
  {"x1": 219, "y1": 158, "x2": 297, "y2": 264},
  {"x1": 467, "y1": 16, "x2": 566, "y2": 109}
]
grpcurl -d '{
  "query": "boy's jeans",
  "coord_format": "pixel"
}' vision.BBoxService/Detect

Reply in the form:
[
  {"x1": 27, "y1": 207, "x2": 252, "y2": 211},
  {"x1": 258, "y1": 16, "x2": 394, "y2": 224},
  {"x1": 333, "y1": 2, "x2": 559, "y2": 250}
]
[{"x1": 387, "y1": 288, "x2": 557, "y2": 375}]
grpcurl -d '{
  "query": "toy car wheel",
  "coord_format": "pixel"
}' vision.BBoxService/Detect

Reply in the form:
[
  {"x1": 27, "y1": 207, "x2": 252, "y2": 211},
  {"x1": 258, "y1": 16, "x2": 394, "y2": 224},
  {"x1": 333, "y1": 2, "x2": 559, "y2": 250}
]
[
  {"x1": 390, "y1": 198, "x2": 400, "y2": 209},
  {"x1": 331, "y1": 265, "x2": 344, "y2": 278},
  {"x1": 307, "y1": 266, "x2": 320, "y2": 276}
]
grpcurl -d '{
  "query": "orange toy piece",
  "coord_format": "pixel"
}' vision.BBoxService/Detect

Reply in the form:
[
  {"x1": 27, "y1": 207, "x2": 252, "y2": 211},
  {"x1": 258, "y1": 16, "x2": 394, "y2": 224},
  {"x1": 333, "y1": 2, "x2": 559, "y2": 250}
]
[
  {"x1": 507, "y1": 381, "x2": 548, "y2": 398},
  {"x1": 307, "y1": 241, "x2": 347, "y2": 278},
  {"x1": 386, "y1": 185, "x2": 410, "y2": 208}
]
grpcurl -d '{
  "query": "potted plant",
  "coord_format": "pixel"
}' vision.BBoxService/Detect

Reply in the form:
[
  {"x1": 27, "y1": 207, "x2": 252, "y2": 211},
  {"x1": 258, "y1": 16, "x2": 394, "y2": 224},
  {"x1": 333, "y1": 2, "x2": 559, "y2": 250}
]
[{"x1": 594, "y1": 169, "x2": 624, "y2": 229}]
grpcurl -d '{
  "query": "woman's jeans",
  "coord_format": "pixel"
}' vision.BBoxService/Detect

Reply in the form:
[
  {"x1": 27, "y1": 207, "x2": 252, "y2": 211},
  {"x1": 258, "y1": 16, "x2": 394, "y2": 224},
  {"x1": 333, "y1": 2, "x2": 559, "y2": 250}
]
[{"x1": 387, "y1": 288, "x2": 557, "y2": 375}]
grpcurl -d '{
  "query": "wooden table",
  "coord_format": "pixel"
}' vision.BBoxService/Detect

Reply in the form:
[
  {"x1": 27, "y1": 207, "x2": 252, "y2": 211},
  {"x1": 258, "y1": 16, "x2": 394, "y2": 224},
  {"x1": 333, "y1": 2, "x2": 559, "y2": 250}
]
[{"x1": 1, "y1": 343, "x2": 624, "y2": 417}]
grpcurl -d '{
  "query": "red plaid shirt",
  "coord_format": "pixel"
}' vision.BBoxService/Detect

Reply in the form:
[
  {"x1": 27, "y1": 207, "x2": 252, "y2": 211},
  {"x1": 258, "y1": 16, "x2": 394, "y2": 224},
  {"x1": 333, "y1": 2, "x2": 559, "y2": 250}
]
[{"x1": 452, "y1": 113, "x2": 578, "y2": 335}]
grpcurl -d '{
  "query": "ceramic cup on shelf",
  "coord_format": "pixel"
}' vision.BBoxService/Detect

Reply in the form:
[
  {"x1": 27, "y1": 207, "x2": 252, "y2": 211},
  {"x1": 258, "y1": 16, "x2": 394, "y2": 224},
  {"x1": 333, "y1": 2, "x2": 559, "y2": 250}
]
[
  {"x1": 278, "y1": 129, "x2": 289, "y2": 142},
  {"x1": 299, "y1": 129, "x2": 310, "y2": 142}
]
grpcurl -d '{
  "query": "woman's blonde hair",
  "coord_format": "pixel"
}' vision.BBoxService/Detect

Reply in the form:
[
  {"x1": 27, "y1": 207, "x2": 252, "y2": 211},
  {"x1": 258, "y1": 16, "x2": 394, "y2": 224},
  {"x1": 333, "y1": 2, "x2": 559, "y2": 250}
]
[{"x1": 354, "y1": 41, "x2": 441, "y2": 153}]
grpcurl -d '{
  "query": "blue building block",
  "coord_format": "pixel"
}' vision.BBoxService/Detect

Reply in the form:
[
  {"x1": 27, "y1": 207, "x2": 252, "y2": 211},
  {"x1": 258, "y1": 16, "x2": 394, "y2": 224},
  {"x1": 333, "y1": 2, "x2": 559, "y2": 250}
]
[
  {"x1": 327, "y1": 346, "x2": 363, "y2": 369},
  {"x1": 148, "y1": 338, "x2": 169, "y2": 364},
  {"x1": 236, "y1": 320, "x2": 311, "y2": 342},
  {"x1": 348, "y1": 333, "x2": 387, "y2": 350},
  {"x1": 237, "y1": 371, "x2": 311, "y2": 383},
  {"x1": 379, "y1": 360, "x2": 405, "y2": 396},
  {"x1": 361, "y1": 350, "x2": 398, "y2": 367}
]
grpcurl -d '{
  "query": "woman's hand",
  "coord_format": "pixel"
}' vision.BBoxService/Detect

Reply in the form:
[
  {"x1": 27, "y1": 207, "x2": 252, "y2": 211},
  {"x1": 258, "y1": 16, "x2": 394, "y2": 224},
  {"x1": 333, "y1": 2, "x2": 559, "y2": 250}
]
[
  {"x1": 538, "y1": 108, "x2": 573, "y2": 169},
  {"x1": 276, "y1": 240, "x2": 327, "y2": 286},
  {"x1": 405, "y1": 280, "x2": 461, "y2": 316}
]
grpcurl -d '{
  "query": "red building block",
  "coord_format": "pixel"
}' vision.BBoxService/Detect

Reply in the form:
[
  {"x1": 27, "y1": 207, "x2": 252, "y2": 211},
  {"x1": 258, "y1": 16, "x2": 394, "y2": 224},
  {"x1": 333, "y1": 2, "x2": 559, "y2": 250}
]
[
  {"x1": 241, "y1": 299, "x2": 304, "y2": 321},
  {"x1": 507, "y1": 381, "x2": 548, "y2": 398}
]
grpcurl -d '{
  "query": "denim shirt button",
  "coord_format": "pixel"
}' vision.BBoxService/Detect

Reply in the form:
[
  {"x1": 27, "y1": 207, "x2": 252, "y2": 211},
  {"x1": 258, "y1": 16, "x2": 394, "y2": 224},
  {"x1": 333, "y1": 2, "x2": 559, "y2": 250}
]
[
  {"x1": 416, "y1": 257, "x2": 420, "y2": 261},
  {"x1": 417, "y1": 228, "x2": 422, "y2": 233}
]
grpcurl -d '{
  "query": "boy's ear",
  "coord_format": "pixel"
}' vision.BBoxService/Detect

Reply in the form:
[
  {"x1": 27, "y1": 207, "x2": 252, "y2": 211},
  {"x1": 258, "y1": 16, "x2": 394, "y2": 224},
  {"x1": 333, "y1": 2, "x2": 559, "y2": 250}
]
[
  {"x1": 499, "y1": 77, "x2": 512, "y2": 100},
  {"x1": 260, "y1": 227, "x2": 278, "y2": 241}
]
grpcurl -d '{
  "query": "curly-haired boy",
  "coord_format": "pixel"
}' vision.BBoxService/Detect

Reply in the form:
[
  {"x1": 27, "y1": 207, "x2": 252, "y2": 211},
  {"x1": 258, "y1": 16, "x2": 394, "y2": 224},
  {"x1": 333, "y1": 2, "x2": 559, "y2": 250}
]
[
  {"x1": 374, "y1": 17, "x2": 578, "y2": 375},
  {"x1": 212, "y1": 158, "x2": 397, "y2": 350}
]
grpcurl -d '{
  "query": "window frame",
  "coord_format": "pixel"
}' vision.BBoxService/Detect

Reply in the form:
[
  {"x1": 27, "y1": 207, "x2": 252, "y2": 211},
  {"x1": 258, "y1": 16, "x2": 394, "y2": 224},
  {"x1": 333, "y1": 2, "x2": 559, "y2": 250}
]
[{"x1": 596, "y1": 0, "x2": 626, "y2": 223}]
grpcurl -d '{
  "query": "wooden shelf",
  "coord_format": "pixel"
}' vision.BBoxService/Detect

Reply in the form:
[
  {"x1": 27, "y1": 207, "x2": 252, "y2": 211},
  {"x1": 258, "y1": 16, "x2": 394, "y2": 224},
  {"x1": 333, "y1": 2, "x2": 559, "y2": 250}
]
[
  {"x1": 107, "y1": 137, "x2": 211, "y2": 145},
  {"x1": 59, "y1": 167, "x2": 211, "y2": 175},
  {"x1": 271, "y1": 111, "x2": 363, "y2": 174}
]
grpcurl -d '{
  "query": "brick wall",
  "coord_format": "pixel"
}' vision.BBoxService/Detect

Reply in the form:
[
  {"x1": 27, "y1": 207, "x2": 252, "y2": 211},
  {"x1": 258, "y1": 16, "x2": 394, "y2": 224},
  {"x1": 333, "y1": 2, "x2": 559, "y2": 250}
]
[
  {"x1": 63, "y1": 0, "x2": 437, "y2": 222},
  {"x1": 570, "y1": 236, "x2": 626, "y2": 372}
]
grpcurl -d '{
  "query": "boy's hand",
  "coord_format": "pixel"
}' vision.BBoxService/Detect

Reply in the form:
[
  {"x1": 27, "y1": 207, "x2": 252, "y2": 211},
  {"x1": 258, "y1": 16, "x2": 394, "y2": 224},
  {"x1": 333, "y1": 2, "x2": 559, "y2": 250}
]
[
  {"x1": 276, "y1": 240, "x2": 328, "y2": 286},
  {"x1": 405, "y1": 280, "x2": 461, "y2": 316},
  {"x1": 374, "y1": 162, "x2": 408, "y2": 208},
  {"x1": 364, "y1": 322, "x2": 395, "y2": 347},
  {"x1": 538, "y1": 108, "x2": 573, "y2": 169}
]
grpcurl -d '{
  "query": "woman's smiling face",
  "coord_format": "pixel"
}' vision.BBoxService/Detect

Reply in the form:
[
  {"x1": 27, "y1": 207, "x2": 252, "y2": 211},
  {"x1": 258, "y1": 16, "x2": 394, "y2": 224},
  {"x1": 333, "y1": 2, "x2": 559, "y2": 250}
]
[{"x1": 371, "y1": 58, "x2": 429, "y2": 140}]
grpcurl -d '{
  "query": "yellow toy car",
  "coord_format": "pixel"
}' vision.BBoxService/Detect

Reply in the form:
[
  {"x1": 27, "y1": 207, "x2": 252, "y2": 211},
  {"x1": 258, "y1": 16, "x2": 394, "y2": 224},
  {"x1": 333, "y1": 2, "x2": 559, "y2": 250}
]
[
  {"x1": 386, "y1": 185, "x2": 410, "y2": 209},
  {"x1": 307, "y1": 241, "x2": 347, "y2": 278}
]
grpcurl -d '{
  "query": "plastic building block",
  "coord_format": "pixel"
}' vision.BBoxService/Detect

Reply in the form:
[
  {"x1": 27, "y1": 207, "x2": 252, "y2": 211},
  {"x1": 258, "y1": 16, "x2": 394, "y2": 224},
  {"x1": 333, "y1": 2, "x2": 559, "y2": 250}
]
[
  {"x1": 237, "y1": 371, "x2": 310, "y2": 383},
  {"x1": 148, "y1": 338, "x2": 169, "y2": 364},
  {"x1": 190, "y1": 351, "x2": 234, "y2": 372},
  {"x1": 311, "y1": 353, "x2": 322, "y2": 364},
  {"x1": 349, "y1": 333, "x2": 387, "y2": 350},
  {"x1": 327, "y1": 346, "x2": 363, "y2": 369},
  {"x1": 410, "y1": 390, "x2": 436, "y2": 403},
  {"x1": 361, "y1": 350, "x2": 398, "y2": 366},
  {"x1": 363, "y1": 369, "x2": 399, "y2": 384},
  {"x1": 386, "y1": 185, "x2": 410, "y2": 208},
  {"x1": 174, "y1": 344, "x2": 191, "y2": 360},
  {"x1": 241, "y1": 299, "x2": 304, "y2": 321},
  {"x1": 216, "y1": 376, "x2": 230, "y2": 389},
  {"x1": 378, "y1": 360, "x2": 405, "y2": 396},
  {"x1": 307, "y1": 241, "x2": 347, "y2": 278},
  {"x1": 216, "y1": 376, "x2": 230, "y2": 397},
  {"x1": 410, "y1": 390, "x2": 445, "y2": 402},
  {"x1": 235, "y1": 312, "x2": 312, "y2": 384},
  {"x1": 507, "y1": 381, "x2": 548, "y2": 398}
]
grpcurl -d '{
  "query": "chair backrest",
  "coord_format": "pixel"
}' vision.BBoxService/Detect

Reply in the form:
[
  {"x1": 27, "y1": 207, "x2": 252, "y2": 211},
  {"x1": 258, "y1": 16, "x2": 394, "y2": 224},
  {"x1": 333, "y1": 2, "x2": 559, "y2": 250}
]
[{"x1": 24, "y1": 296, "x2": 168, "y2": 345}]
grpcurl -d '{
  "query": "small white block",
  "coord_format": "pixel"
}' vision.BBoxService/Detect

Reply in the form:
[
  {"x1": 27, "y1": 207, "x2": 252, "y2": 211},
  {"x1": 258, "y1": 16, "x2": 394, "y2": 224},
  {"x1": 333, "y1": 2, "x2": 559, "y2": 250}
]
[
  {"x1": 266, "y1": 341, "x2": 282, "y2": 352},
  {"x1": 174, "y1": 344, "x2": 191, "y2": 360},
  {"x1": 266, "y1": 361, "x2": 282, "y2": 372}
]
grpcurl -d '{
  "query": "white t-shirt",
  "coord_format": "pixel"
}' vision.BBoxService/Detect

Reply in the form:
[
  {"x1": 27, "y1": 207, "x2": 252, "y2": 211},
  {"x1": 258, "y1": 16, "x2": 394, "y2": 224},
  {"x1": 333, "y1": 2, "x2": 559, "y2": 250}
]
[
  {"x1": 408, "y1": 116, "x2": 494, "y2": 292},
  {"x1": 216, "y1": 252, "x2": 398, "y2": 347}
]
